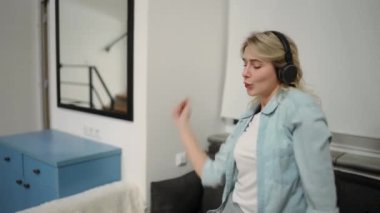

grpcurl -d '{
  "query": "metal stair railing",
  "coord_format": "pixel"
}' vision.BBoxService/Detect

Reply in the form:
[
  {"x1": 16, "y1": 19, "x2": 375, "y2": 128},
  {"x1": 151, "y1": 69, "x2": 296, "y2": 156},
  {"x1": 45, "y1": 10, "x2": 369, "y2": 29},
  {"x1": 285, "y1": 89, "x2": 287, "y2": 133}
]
[{"x1": 60, "y1": 64, "x2": 115, "y2": 110}]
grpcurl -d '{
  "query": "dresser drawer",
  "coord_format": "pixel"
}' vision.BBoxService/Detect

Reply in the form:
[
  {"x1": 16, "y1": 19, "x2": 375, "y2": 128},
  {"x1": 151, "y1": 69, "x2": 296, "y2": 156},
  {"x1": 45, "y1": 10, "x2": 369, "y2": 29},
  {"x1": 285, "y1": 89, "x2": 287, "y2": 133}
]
[
  {"x1": 0, "y1": 130, "x2": 121, "y2": 213},
  {"x1": 24, "y1": 156, "x2": 58, "y2": 189},
  {"x1": 25, "y1": 181, "x2": 58, "y2": 207},
  {"x1": 0, "y1": 145, "x2": 22, "y2": 174}
]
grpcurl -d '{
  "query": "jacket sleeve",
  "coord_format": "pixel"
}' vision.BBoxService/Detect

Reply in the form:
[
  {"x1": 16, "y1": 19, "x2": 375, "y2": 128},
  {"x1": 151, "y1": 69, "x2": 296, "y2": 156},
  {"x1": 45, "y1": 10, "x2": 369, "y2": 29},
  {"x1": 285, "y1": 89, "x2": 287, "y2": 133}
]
[
  {"x1": 289, "y1": 102, "x2": 339, "y2": 213},
  {"x1": 201, "y1": 134, "x2": 235, "y2": 188}
]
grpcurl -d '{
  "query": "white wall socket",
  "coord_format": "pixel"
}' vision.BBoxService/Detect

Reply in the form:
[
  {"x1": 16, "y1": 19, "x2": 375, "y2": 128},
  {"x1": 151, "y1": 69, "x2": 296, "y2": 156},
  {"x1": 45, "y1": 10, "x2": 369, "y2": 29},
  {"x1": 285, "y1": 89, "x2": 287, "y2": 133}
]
[
  {"x1": 83, "y1": 125, "x2": 100, "y2": 139},
  {"x1": 175, "y1": 152, "x2": 187, "y2": 167}
]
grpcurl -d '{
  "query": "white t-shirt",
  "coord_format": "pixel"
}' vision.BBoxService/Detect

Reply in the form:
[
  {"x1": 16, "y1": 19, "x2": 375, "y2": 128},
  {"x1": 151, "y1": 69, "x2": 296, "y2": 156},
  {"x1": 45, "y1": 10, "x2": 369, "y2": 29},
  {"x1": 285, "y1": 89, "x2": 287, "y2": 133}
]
[{"x1": 233, "y1": 113, "x2": 261, "y2": 213}]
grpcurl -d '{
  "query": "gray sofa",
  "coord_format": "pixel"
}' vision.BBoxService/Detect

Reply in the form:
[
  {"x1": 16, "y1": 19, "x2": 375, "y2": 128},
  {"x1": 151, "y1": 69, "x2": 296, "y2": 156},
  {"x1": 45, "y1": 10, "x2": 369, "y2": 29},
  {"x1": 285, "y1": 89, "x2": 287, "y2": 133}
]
[{"x1": 150, "y1": 171, "x2": 223, "y2": 213}]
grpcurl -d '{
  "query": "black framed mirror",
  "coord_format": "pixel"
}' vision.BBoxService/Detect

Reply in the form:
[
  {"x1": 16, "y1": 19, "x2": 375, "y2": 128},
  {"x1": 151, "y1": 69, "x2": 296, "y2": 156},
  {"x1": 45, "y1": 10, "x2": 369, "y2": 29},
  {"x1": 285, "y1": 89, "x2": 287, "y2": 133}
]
[{"x1": 55, "y1": 0, "x2": 133, "y2": 121}]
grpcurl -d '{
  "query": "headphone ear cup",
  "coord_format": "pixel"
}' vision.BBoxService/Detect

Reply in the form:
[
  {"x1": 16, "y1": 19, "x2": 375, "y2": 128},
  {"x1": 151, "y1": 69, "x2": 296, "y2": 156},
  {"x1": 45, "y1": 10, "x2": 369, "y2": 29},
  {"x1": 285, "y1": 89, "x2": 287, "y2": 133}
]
[{"x1": 278, "y1": 64, "x2": 297, "y2": 85}]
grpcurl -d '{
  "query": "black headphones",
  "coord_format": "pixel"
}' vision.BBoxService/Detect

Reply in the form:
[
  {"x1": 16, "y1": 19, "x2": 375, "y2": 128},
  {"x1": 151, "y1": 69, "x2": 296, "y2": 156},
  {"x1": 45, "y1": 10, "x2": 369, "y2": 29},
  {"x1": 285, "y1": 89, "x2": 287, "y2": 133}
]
[{"x1": 270, "y1": 31, "x2": 298, "y2": 85}]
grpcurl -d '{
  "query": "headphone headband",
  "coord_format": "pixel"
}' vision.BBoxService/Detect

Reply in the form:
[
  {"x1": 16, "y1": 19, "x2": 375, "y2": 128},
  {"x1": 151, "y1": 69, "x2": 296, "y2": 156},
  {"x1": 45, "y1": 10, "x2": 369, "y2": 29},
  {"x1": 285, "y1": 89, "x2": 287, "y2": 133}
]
[{"x1": 270, "y1": 31, "x2": 293, "y2": 64}]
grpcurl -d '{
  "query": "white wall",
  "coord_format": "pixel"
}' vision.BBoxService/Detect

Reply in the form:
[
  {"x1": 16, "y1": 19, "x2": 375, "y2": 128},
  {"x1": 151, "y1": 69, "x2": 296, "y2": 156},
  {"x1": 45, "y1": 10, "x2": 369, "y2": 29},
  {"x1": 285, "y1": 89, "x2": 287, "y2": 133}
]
[
  {"x1": 48, "y1": 0, "x2": 148, "y2": 201},
  {"x1": 0, "y1": 0, "x2": 43, "y2": 135},
  {"x1": 49, "y1": 0, "x2": 228, "y2": 206},
  {"x1": 146, "y1": 0, "x2": 227, "y2": 184},
  {"x1": 222, "y1": 0, "x2": 380, "y2": 138}
]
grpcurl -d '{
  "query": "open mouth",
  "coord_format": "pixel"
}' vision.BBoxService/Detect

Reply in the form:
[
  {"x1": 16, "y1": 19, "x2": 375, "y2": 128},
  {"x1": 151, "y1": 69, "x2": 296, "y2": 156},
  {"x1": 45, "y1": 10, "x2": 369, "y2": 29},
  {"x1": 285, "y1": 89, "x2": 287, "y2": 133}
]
[{"x1": 244, "y1": 83, "x2": 252, "y2": 89}]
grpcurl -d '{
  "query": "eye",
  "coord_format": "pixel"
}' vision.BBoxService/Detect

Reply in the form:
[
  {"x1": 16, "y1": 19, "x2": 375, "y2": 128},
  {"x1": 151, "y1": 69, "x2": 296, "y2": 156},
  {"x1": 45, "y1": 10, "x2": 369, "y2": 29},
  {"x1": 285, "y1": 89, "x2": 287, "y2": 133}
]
[{"x1": 250, "y1": 60, "x2": 263, "y2": 69}]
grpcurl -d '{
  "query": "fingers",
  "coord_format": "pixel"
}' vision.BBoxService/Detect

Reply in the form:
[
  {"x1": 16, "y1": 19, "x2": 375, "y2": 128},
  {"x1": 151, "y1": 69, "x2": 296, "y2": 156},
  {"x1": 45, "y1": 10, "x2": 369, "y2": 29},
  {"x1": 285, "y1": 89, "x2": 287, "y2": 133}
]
[
  {"x1": 173, "y1": 98, "x2": 191, "y2": 126},
  {"x1": 174, "y1": 99, "x2": 188, "y2": 117},
  {"x1": 178, "y1": 99, "x2": 189, "y2": 116}
]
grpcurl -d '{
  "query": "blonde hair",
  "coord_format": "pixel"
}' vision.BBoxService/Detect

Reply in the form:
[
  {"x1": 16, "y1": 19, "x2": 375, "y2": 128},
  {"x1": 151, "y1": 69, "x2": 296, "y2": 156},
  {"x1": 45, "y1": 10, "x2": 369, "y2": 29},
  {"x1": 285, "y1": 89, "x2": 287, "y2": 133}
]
[{"x1": 241, "y1": 31, "x2": 306, "y2": 90}]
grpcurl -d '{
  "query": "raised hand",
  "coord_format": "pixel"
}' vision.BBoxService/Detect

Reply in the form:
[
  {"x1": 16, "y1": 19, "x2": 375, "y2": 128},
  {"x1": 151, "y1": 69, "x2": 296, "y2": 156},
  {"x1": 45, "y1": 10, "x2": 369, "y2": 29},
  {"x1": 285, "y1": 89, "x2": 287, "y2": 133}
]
[{"x1": 173, "y1": 98, "x2": 191, "y2": 128}]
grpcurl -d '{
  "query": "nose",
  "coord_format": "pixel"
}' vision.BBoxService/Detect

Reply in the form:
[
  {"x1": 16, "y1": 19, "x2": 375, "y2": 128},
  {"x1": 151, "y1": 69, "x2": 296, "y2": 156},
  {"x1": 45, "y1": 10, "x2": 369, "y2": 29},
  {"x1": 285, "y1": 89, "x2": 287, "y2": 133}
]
[{"x1": 242, "y1": 65, "x2": 250, "y2": 78}]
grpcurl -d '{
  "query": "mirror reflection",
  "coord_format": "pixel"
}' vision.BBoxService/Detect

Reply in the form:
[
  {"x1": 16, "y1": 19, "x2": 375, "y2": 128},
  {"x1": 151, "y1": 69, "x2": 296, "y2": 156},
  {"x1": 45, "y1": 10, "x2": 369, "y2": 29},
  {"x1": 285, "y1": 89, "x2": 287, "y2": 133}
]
[{"x1": 56, "y1": 0, "x2": 133, "y2": 120}]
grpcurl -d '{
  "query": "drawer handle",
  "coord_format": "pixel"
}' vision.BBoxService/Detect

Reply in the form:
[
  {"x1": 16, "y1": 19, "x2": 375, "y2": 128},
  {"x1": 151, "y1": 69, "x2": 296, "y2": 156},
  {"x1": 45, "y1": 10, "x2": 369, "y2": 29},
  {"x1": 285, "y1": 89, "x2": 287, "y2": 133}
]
[
  {"x1": 33, "y1": 169, "x2": 41, "y2": 175},
  {"x1": 4, "y1": 157, "x2": 11, "y2": 162},
  {"x1": 23, "y1": 183, "x2": 31, "y2": 189},
  {"x1": 16, "y1": 179, "x2": 23, "y2": 185}
]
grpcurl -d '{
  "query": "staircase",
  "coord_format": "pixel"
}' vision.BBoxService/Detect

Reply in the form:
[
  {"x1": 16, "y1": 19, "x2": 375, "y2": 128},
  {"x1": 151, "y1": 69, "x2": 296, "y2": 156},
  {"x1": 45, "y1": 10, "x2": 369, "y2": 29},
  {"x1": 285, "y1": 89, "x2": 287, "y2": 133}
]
[{"x1": 103, "y1": 94, "x2": 127, "y2": 113}]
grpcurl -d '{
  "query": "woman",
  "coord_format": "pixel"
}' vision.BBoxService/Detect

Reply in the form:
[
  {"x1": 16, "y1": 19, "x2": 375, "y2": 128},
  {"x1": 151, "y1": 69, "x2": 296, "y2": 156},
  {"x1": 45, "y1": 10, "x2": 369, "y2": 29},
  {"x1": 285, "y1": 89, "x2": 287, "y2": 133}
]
[{"x1": 173, "y1": 31, "x2": 339, "y2": 213}]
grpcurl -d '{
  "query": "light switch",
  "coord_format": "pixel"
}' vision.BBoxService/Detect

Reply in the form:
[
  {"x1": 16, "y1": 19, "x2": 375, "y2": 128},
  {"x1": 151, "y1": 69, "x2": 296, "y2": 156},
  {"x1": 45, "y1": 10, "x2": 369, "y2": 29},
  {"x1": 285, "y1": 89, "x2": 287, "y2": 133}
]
[{"x1": 175, "y1": 152, "x2": 187, "y2": 167}]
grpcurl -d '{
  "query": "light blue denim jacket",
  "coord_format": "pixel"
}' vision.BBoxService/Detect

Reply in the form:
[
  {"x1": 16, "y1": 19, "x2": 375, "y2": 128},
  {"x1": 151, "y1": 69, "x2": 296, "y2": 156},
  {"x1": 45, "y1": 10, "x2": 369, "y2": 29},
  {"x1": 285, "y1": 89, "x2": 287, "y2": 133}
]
[{"x1": 202, "y1": 88, "x2": 339, "y2": 213}]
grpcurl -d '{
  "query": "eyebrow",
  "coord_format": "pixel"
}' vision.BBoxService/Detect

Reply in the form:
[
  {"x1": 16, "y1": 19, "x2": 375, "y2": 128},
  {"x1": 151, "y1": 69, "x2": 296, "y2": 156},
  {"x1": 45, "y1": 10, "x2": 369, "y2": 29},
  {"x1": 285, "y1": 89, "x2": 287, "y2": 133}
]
[{"x1": 242, "y1": 58, "x2": 263, "y2": 63}]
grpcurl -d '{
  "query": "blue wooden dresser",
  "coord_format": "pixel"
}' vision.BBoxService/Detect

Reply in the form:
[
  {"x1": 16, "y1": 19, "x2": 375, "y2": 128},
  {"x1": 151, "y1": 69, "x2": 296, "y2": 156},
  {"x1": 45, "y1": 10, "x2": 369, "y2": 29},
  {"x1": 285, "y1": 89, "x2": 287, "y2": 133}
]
[{"x1": 0, "y1": 130, "x2": 121, "y2": 213}]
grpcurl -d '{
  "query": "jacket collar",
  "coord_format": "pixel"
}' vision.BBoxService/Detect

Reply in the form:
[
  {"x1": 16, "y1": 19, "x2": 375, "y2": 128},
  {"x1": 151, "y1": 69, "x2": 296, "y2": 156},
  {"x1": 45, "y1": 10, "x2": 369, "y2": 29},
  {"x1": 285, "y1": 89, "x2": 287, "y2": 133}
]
[
  {"x1": 239, "y1": 90, "x2": 283, "y2": 119},
  {"x1": 261, "y1": 94, "x2": 280, "y2": 115}
]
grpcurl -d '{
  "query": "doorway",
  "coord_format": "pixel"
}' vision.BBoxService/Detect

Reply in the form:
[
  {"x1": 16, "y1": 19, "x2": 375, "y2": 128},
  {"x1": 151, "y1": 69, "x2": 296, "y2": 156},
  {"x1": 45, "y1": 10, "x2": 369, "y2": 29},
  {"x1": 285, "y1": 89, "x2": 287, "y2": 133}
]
[{"x1": 40, "y1": 0, "x2": 50, "y2": 129}]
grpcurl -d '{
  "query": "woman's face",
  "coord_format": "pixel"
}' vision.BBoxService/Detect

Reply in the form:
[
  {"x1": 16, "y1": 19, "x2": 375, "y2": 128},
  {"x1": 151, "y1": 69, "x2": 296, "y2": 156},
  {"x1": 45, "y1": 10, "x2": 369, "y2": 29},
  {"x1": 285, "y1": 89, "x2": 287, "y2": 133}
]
[{"x1": 242, "y1": 45, "x2": 280, "y2": 98}]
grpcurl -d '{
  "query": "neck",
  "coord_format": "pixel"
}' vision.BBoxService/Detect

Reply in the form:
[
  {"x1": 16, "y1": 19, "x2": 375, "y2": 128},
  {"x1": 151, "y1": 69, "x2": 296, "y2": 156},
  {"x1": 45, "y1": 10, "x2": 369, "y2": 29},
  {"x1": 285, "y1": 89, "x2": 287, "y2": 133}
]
[{"x1": 260, "y1": 86, "x2": 280, "y2": 109}]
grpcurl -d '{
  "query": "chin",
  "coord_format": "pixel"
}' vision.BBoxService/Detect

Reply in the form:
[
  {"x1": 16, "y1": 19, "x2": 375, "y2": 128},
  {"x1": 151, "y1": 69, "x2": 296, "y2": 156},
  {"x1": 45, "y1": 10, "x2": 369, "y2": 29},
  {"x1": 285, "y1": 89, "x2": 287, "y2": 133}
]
[{"x1": 247, "y1": 90, "x2": 258, "y2": 97}]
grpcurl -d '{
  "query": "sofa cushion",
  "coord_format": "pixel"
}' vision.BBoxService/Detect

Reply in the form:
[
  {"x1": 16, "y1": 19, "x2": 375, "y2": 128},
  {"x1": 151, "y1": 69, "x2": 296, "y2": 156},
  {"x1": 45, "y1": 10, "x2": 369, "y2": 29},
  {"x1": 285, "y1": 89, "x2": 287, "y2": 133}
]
[
  {"x1": 151, "y1": 171, "x2": 202, "y2": 213},
  {"x1": 200, "y1": 185, "x2": 224, "y2": 213}
]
